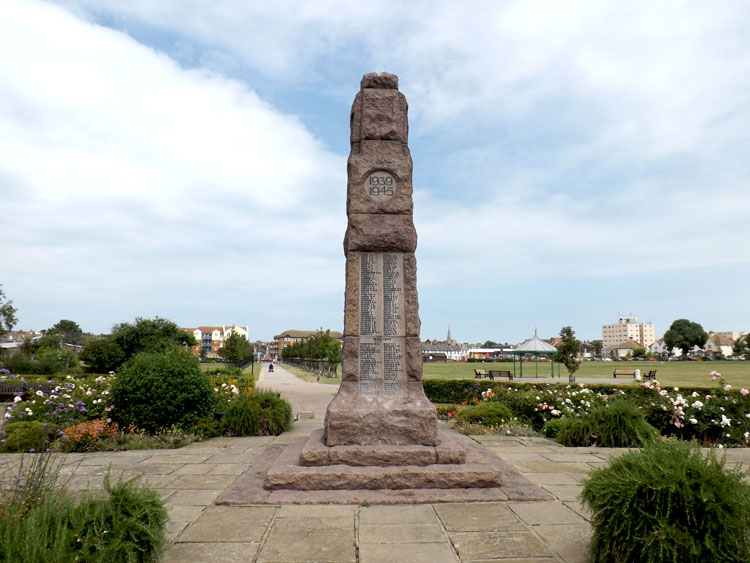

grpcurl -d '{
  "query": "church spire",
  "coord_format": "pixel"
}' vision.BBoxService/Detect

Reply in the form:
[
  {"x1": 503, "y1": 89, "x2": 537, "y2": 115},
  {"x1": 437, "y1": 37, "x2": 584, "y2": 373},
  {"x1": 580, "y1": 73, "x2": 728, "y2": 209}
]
[{"x1": 447, "y1": 327, "x2": 453, "y2": 343}]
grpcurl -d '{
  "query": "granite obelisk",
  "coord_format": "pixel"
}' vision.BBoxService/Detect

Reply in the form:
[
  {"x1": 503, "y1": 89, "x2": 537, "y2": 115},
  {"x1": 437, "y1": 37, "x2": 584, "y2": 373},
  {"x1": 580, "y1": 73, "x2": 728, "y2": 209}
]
[{"x1": 324, "y1": 72, "x2": 438, "y2": 447}]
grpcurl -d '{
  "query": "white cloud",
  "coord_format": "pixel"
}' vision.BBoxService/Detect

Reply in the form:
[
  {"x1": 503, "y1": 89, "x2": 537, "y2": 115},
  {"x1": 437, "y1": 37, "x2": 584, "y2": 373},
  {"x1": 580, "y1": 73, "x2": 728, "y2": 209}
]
[{"x1": 0, "y1": 0, "x2": 346, "y2": 334}]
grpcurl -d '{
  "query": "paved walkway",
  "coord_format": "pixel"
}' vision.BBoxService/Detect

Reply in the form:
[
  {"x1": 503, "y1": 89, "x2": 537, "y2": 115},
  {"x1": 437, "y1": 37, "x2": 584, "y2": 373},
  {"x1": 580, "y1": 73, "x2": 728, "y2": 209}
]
[{"x1": 2, "y1": 364, "x2": 749, "y2": 562}]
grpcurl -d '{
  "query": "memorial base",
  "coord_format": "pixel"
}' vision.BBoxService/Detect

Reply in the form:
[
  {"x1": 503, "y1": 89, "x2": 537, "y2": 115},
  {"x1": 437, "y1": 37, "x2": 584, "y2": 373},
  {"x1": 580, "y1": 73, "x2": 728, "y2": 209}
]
[
  {"x1": 324, "y1": 382, "x2": 438, "y2": 446},
  {"x1": 215, "y1": 429, "x2": 555, "y2": 505},
  {"x1": 264, "y1": 429, "x2": 502, "y2": 491}
]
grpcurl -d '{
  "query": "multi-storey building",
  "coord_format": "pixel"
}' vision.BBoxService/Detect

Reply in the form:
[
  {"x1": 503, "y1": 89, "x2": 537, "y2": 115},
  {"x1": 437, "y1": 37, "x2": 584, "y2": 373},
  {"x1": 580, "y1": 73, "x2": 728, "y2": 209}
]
[
  {"x1": 602, "y1": 316, "x2": 655, "y2": 356},
  {"x1": 181, "y1": 325, "x2": 250, "y2": 358}
]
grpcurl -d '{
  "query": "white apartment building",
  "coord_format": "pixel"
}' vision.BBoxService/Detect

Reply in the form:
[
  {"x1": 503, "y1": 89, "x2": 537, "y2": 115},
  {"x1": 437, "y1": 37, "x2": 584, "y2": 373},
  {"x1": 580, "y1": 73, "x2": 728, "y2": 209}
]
[{"x1": 602, "y1": 316, "x2": 655, "y2": 354}]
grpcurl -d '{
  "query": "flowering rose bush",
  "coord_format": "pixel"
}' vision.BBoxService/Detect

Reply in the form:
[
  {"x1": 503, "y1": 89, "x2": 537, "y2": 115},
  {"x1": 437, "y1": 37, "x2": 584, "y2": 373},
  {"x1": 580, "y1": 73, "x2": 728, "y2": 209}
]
[{"x1": 426, "y1": 374, "x2": 750, "y2": 447}]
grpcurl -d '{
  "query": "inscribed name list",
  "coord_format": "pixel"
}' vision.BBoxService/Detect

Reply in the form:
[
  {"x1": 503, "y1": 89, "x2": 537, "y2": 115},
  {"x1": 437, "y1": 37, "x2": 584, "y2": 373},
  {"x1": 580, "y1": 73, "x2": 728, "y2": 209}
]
[{"x1": 359, "y1": 252, "x2": 406, "y2": 396}]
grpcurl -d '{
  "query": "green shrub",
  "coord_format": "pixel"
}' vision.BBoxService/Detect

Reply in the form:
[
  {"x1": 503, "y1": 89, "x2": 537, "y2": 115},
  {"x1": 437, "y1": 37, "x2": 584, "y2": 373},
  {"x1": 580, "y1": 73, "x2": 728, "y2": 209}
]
[
  {"x1": 541, "y1": 417, "x2": 566, "y2": 439},
  {"x1": 0, "y1": 422, "x2": 55, "y2": 453},
  {"x1": 455, "y1": 402, "x2": 512, "y2": 427},
  {"x1": 0, "y1": 474, "x2": 167, "y2": 562},
  {"x1": 555, "y1": 400, "x2": 657, "y2": 447},
  {"x1": 111, "y1": 347, "x2": 214, "y2": 433},
  {"x1": 582, "y1": 440, "x2": 750, "y2": 562},
  {"x1": 222, "y1": 389, "x2": 292, "y2": 436}
]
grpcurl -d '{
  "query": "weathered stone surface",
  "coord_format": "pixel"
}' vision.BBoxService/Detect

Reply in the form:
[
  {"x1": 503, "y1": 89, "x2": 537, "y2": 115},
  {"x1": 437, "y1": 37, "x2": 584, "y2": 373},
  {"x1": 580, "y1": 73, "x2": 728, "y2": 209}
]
[
  {"x1": 346, "y1": 142, "x2": 413, "y2": 215},
  {"x1": 299, "y1": 428, "x2": 466, "y2": 467},
  {"x1": 325, "y1": 382, "x2": 437, "y2": 446},
  {"x1": 402, "y1": 254, "x2": 420, "y2": 336},
  {"x1": 361, "y1": 71, "x2": 399, "y2": 90},
  {"x1": 343, "y1": 256, "x2": 360, "y2": 337},
  {"x1": 265, "y1": 434, "x2": 501, "y2": 491},
  {"x1": 343, "y1": 213, "x2": 417, "y2": 253},
  {"x1": 405, "y1": 336, "x2": 423, "y2": 382}
]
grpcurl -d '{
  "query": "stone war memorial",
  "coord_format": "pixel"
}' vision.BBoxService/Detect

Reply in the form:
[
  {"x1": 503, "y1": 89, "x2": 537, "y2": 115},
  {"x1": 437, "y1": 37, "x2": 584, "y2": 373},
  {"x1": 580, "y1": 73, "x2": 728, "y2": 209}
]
[{"x1": 219, "y1": 72, "x2": 550, "y2": 503}]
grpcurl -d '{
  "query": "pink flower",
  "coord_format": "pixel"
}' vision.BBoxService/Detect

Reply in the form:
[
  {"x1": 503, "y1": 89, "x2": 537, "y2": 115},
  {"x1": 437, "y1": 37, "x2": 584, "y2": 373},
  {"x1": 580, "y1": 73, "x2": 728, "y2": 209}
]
[
  {"x1": 724, "y1": 384, "x2": 732, "y2": 391},
  {"x1": 740, "y1": 389, "x2": 749, "y2": 396}
]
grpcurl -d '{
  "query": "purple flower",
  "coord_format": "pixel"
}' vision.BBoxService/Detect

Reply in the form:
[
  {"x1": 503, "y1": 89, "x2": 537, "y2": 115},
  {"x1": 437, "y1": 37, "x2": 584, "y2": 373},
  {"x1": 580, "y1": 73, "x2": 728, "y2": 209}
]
[{"x1": 28, "y1": 448, "x2": 36, "y2": 453}]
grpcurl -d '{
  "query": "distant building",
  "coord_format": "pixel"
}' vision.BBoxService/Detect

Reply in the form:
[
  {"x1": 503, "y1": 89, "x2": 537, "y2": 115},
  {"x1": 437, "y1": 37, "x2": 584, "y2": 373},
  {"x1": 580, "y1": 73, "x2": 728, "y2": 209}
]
[
  {"x1": 602, "y1": 316, "x2": 655, "y2": 356},
  {"x1": 611, "y1": 339, "x2": 645, "y2": 358},
  {"x1": 421, "y1": 328, "x2": 466, "y2": 361},
  {"x1": 704, "y1": 332, "x2": 735, "y2": 358},
  {"x1": 181, "y1": 326, "x2": 250, "y2": 358},
  {"x1": 272, "y1": 329, "x2": 343, "y2": 361}
]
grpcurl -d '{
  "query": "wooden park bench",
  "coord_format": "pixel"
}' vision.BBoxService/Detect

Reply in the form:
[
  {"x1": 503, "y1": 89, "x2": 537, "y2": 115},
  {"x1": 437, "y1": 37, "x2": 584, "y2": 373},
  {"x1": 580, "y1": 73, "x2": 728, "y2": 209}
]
[
  {"x1": 474, "y1": 369, "x2": 488, "y2": 379},
  {"x1": 0, "y1": 382, "x2": 55, "y2": 401},
  {"x1": 488, "y1": 370, "x2": 513, "y2": 381},
  {"x1": 643, "y1": 370, "x2": 657, "y2": 381},
  {"x1": 613, "y1": 368, "x2": 637, "y2": 378}
]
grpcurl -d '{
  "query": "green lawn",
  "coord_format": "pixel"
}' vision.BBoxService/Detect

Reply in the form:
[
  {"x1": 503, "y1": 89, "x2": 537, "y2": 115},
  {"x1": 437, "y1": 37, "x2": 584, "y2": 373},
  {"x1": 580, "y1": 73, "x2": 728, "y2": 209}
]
[{"x1": 422, "y1": 360, "x2": 750, "y2": 388}]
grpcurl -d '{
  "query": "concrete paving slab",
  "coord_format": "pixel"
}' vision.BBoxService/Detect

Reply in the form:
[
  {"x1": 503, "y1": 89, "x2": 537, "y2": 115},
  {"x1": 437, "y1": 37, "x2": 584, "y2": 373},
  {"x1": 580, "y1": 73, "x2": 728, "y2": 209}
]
[
  {"x1": 209, "y1": 463, "x2": 253, "y2": 475},
  {"x1": 359, "y1": 504, "x2": 437, "y2": 524},
  {"x1": 450, "y1": 531, "x2": 553, "y2": 560},
  {"x1": 162, "y1": 542, "x2": 258, "y2": 562},
  {"x1": 525, "y1": 472, "x2": 579, "y2": 485},
  {"x1": 514, "y1": 461, "x2": 592, "y2": 473},
  {"x1": 562, "y1": 501, "x2": 592, "y2": 522},
  {"x1": 179, "y1": 506, "x2": 276, "y2": 542},
  {"x1": 174, "y1": 463, "x2": 216, "y2": 475},
  {"x1": 259, "y1": 518, "x2": 355, "y2": 562},
  {"x1": 166, "y1": 503, "x2": 206, "y2": 522},
  {"x1": 166, "y1": 520, "x2": 191, "y2": 542},
  {"x1": 435, "y1": 502, "x2": 528, "y2": 533},
  {"x1": 169, "y1": 488, "x2": 222, "y2": 505},
  {"x1": 277, "y1": 504, "x2": 357, "y2": 518},
  {"x1": 508, "y1": 501, "x2": 587, "y2": 526},
  {"x1": 359, "y1": 542, "x2": 458, "y2": 563},
  {"x1": 540, "y1": 484, "x2": 583, "y2": 502},
  {"x1": 541, "y1": 453, "x2": 602, "y2": 463},
  {"x1": 205, "y1": 453, "x2": 259, "y2": 464},
  {"x1": 493, "y1": 452, "x2": 549, "y2": 462},
  {"x1": 77, "y1": 455, "x2": 151, "y2": 465},
  {"x1": 123, "y1": 463, "x2": 178, "y2": 474},
  {"x1": 166, "y1": 474, "x2": 236, "y2": 490},
  {"x1": 534, "y1": 523, "x2": 591, "y2": 563},
  {"x1": 359, "y1": 522, "x2": 446, "y2": 543},
  {"x1": 142, "y1": 454, "x2": 211, "y2": 464}
]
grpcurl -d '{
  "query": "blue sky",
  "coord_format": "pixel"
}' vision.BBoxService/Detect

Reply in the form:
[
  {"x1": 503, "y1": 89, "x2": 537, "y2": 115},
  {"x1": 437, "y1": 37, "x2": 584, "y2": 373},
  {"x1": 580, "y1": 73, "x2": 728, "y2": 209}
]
[{"x1": 1, "y1": 0, "x2": 749, "y2": 343}]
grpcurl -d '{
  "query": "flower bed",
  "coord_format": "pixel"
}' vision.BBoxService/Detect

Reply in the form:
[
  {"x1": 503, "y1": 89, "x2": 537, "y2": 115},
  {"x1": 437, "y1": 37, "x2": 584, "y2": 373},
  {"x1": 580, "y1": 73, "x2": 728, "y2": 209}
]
[
  {"x1": 1, "y1": 361, "x2": 279, "y2": 452},
  {"x1": 425, "y1": 373, "x2": 750, "y2": 447}
]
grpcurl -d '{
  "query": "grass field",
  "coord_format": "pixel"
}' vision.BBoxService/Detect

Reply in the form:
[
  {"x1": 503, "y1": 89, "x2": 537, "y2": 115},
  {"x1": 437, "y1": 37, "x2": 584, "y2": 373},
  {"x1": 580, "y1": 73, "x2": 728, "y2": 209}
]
[
  {"x1": 277, "y1": 359, "x2": 750, "y2": 388},
  {"x1": 422, "y1": 360, "x2": 750, "y2": 387}
]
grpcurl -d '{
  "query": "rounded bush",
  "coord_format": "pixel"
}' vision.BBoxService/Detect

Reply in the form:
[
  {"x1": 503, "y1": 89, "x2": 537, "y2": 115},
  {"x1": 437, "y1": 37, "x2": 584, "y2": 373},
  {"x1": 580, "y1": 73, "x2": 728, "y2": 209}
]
[
  {"x1": 555, "y1": 400, "x2": 657, "y2": 447},
  {"x1": 582, "y1": 439, "x2": 750, "y2": 562},
  {"x1": 222, "y1": 389, "x2": 292, "y2": 436},
  {"x1": 111, "y1": 347, "x2": 214, "y2": 433},
  {"x1": 455, "y1": 402, "x2": 512, "y2": 427}
]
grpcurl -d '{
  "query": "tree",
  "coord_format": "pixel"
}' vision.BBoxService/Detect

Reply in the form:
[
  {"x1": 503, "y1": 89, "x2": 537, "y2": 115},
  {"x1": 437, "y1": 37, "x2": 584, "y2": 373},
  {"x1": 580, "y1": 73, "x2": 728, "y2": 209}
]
[
  {"x1": 733, "y1": 335, "x2": 749, "y2": 356},
  {"x1": 110, "y1": 317, "x2": 197, "y2": 361},
  {"x1": 553, "y1": 326, "x2": 582, "y2": 379},
  {"x1": 591, "y1": 340, "x2": 603, "y2": 358},
  {"x1": 482, "y1": 340, "x2": 498, "y2": 349},
  {"x1": 633, "y1": 347, "x2": 647, "y2": 358},
  {"x1": 0, "y1": 284, "x2": 18, "y2": 336},
  {"x1": 80, "y1": 339, "x2": 126, "y2": 373},
  {"x1": 48, "y1": 319, "x2": 84, "y2": 345},
  {"x1": 663, "y1": 319, "x2": 708, "y2": 357},
  {"x1": 218, "y1": 332, "x2": 255, "y2": 365}
]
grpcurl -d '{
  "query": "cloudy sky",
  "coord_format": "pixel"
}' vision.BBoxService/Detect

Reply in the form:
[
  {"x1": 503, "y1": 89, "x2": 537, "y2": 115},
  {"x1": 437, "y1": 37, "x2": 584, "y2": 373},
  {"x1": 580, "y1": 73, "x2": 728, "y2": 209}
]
[{"x1": 2, "y1": 0, "x2": 749, "y2": 344}]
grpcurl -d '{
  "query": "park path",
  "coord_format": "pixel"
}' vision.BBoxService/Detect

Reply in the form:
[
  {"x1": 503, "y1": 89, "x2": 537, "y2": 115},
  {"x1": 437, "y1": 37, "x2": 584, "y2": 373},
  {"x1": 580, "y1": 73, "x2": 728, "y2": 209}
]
[{"x1": 256, "y1": 363, "x2": 337, "y2": 421}]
